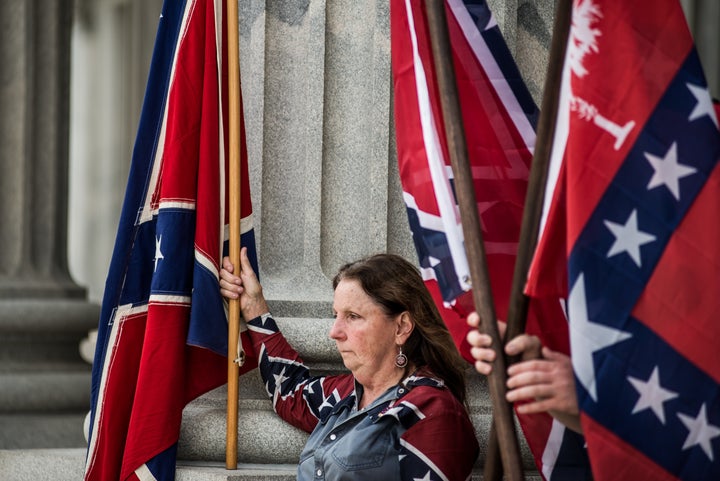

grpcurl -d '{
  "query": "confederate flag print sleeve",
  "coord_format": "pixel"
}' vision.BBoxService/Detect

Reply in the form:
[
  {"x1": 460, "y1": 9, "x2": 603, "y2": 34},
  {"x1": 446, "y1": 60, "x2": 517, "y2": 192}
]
[
  {"x1": 395, "y1": 380, "x2": 479, "y2": 480},
  {"x1": 246, "y1": 313, "x2": 355, "y2": 434}
]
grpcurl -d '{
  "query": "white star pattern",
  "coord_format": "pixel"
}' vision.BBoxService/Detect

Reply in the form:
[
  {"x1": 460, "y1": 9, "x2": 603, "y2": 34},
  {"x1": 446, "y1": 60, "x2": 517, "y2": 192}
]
[
  {"x1": 687, "y1": 83, "x2": 718, "y2": 128},
  {"x1": 318, "y1": 388, "x2": 341, "y2": 411},
  {"x1": 644, "y1": 142, "x2": 697, "y2": 200},
  {"x1": 604, "y1": 210, "x2": 656, "y2": 267},
  {"x1": 677, "y1": 404, "x2": 720, "y2": 461},
  {"x1": 627, "y1": 366, "x2": 678, "y2": 424},
  {"x1": 413, "y1": 471, "x2": 433, "y2": 481},
  {"x1": 154, "y1": 235, "x2": 164, "y2": 272},
  {"x1": 380, "y1": 405, "x2": 404, "y2": 422},
  {"x1": 272, "y1": 367, "x2": 289, "y2": 391},
  {"x1": 305, "y1": 380, "x2": 316, "y2": 395},
  {"x1": 569, "y1": 273, "x2": 632, "y2": 401}
]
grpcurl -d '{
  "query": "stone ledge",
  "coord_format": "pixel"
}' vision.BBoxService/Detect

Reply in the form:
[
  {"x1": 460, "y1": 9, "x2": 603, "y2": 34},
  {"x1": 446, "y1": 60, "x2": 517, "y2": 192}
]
[
  {"x1": 0, "y1": 448, "x2": 86, "y2": 481},
  {"x1": 0, "y1": 370, "x2": 91, "y2": 412},
  {"x1": 0, "y1": 449, "x2": 299, "y2": 481},
  {"x1": 0, "y1": 299, "x2": 100, "y2": 332},
  {"x1": 0, "y1": 414, "x2": 87, "y2": 449},
  {"x1": 0, "y1": 449, "x2": 542, "y2": 481},
  {"x1": 0, "y1": 299, "x2": 99, "y2": 364},
  {"x1": 176, "y1": 461, "x2": 298, "y2": 481},
  {"x1": 272, "y1": 317, "x2": 339, "y2": 363}
]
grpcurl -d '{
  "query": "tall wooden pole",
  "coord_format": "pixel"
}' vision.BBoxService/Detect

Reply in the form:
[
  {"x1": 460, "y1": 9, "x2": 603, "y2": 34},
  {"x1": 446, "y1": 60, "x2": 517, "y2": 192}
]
[
  {"x1": 225, "y1": 0, "x2": 242, "y2": 470},
  {"x1": 483, "y1": 0, "x2": 573, "y2": 479},
  {"x1": 423, "y1": 1, "x2": 523, "y2": 479}
]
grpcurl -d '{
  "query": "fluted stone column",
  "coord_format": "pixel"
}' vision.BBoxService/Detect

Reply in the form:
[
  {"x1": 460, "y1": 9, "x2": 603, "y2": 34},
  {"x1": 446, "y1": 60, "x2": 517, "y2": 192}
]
[{"x1": 0, "y1": 0, "x2": 99, "y2": 449}]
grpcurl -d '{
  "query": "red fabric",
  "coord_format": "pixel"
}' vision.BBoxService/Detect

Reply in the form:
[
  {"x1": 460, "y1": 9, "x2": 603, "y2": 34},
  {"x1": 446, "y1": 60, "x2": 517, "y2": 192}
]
[
  {"x1": 581, "y1": 415, "x2": 680, "y2": 481},
  {"x1": 527, "y1": 2, "x2": 720, "y2": 480}
]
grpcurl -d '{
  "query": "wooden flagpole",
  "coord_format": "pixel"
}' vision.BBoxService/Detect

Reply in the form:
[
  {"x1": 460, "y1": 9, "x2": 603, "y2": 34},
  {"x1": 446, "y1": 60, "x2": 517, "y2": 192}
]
[
  {"x1": 423, "y1": 1, "x2": 523, "y2": 479},
  {"x1": 483, "y1": 0, "x2": 573, "y2": 479},
  {"x1": 226, "y1": 0, "x2": 242, "y2": 470}
]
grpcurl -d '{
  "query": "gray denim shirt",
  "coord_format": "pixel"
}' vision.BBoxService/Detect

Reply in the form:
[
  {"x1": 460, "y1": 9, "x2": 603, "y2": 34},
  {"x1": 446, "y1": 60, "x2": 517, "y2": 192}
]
[{"x1": 297, "y1": 382, "x2": 409, "y2": 480}]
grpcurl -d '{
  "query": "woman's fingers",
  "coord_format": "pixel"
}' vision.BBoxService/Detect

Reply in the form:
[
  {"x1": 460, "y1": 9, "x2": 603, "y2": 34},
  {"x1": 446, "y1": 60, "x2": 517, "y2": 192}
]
[
  {"x1": 219, "y1": 256, "x2": 243, "y2": 298},
  {"x1": 222, "y1": 256, "x2": 235, "y2": 274}
]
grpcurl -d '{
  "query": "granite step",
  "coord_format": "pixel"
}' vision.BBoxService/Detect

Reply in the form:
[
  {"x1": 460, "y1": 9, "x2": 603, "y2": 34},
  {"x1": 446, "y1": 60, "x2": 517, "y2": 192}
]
[{"x1": 0, "y1": 449, "x2": 541, "y2": 481}]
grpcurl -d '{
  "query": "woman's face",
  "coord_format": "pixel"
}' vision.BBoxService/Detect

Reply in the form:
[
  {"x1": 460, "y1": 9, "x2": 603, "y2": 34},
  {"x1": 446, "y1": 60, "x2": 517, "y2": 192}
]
[{"x1": 329, "y1": 279, "x2": 399, "y2": 384}]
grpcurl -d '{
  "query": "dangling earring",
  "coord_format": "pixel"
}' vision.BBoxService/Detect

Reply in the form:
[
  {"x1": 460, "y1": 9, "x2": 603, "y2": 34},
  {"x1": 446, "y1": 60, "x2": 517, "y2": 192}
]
[{"x1": 395, "y1": 345, "x2": 408, "y2": 369}]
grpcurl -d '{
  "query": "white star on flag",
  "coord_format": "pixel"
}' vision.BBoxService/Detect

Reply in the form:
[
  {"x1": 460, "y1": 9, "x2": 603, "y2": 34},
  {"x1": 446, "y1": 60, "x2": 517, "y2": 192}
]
[
  {"x1": 154, "y1": 235, "x2": 164, "y2": 272},
  {"x1": 413, "y1": 471, "x2": 433, "y2": 481},
  {"x1": 644, "y1": 142, "x2": 697, "y2": 200},
  {"x1": 319, "y1": 388, "x2": 341, "y2": 411},
  {"x1": 677, "y1": 404, "x2": 720, "y2": 461},
  {"x1": 272, "y1": 367, "x2": 289, "y2": 391},
  {"x1": 627, "y1": 366, "x2": 678, "y2": 424},
  {"x1": 305, "y1": 379, "x2": 317, "y2": 395},
  {"x1": 569, "y1": 273, "x2": 632, "y2": 401},
  {"x1": 687, "y1": 82, "x2": 718, "y2": 128},
  {"x1": 380, "y1": 405, "x2": 404, "y2": 422},
  {"x1": 604, "y1": 209, "x2": 656, "y2": 267}
]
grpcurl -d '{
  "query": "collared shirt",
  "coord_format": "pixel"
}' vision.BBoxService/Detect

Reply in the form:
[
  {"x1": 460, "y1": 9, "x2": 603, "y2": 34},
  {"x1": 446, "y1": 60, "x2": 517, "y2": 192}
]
[{"x1": 247, "y1": 313, "x2": 479, "y2": 481}]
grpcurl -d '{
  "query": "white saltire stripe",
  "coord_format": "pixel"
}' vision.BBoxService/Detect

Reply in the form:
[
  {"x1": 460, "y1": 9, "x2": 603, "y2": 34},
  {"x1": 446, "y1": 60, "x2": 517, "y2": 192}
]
[
  {"x1": 135, "y1": 463, "x2": 159, "y2": 481},
  {"x1": 541, "y1": 418, "x2": 567, "y2": 480},
  {"x1": 399, "y1": 438, "x2": 450, "y2": 481},
  {"x1": 405, "y1": 0, "x2": 471, "y2": 295},
  {"x1": 399, "y1": 400, "x2": 427, "y2": 420},
  {"x1": 538, "y1": 46, "x2": 572, "y2": 239},
  {"x1": 247, "y1": 323, "x2": 276, "y2": 336},
  {"x1": 196, "y1": 248, "x2": 219, "y2": 280},
  {"x1": 223, "y1": 214, "x2": 256, "y2": 241},
  {"x1": 447, "y1": 0, "x2": 536, "y2": 153}
]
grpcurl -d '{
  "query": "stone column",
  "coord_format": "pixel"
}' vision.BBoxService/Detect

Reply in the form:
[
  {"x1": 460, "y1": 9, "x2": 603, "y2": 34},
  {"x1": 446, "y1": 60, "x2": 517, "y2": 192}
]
[
  {"x1": 0, "y1": 0, "x2": 99, "y2": 449},
  {"x1": 252, "y1": 0, "x2": 412, "y2": 312}
]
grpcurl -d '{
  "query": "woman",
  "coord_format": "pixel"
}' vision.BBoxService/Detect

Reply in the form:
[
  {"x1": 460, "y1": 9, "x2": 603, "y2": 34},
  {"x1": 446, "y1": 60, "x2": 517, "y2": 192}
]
[{"x1": 221, "y1": 248, "x2": 479, "y2": 480}]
